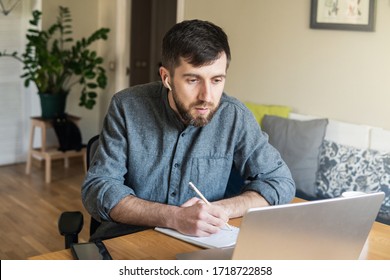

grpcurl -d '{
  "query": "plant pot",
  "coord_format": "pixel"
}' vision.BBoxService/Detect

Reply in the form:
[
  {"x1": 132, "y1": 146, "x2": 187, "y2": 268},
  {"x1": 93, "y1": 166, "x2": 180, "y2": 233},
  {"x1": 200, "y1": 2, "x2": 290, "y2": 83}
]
[{"x1": 39, "y1": 93, "x2": 68, "y2": 119}]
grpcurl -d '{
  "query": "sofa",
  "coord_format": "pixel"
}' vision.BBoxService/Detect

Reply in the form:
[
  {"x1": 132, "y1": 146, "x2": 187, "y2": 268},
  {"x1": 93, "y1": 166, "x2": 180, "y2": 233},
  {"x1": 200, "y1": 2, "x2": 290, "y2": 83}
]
[{"x1": 243, "y1": 102, "x2": 390, "y2": 226}]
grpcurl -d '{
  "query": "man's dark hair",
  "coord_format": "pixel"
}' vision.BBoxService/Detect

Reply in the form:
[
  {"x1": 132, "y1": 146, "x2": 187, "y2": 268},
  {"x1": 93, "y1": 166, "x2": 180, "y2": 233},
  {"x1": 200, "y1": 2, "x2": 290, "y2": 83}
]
[{"x1": 161, "y1": 19, "x2": 231, "y2": 73}]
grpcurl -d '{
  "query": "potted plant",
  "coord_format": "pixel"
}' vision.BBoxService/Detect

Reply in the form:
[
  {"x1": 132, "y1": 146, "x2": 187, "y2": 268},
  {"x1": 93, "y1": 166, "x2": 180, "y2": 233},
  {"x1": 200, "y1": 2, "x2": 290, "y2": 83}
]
[{"x1": 0, "y1": 6, "x2": 110, "y2": 118}]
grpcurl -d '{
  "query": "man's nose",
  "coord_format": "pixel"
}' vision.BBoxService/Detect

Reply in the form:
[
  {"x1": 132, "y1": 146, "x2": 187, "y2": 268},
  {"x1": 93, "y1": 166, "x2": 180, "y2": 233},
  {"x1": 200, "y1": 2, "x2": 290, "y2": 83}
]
[{"x1": 198, "y1": 81, "x2": 212, "y2": 102}]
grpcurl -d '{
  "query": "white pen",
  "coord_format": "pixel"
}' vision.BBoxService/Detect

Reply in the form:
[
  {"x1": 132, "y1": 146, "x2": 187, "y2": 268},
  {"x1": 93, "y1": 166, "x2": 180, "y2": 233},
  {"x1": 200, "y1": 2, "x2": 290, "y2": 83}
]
[{"x1": 189, "y1": 181, "x2": 232, "y2": 230}]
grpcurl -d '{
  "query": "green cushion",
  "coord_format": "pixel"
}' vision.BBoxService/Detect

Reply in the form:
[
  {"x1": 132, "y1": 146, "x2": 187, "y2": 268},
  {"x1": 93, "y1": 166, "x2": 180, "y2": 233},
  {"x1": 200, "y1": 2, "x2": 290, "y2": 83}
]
[{"x1": 245, "y1": 102, "x2": 291, "y2": 125}]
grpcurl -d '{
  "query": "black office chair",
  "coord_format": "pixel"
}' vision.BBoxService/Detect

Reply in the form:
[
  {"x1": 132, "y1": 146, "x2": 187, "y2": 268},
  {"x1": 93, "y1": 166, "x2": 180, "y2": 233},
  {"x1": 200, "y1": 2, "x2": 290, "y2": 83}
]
[{"x1": 58, "y1": 135, "x2": 101, "y2": 249}]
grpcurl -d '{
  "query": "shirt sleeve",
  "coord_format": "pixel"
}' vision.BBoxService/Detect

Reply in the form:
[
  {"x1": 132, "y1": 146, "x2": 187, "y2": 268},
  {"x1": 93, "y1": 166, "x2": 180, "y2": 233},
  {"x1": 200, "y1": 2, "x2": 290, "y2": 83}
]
[
  {"x1": 233, "y1": 108, "x2": 296, "y2": 205},
  {"x1": 81, "y1": 95, "x2": 135, "y2": 222}
]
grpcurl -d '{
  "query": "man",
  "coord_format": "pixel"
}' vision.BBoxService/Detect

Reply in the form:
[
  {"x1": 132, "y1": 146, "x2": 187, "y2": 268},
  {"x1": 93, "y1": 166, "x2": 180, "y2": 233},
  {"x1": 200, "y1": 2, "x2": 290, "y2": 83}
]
[{"x1": 82, "y1": 19, "x2": 295, "y2": 241}]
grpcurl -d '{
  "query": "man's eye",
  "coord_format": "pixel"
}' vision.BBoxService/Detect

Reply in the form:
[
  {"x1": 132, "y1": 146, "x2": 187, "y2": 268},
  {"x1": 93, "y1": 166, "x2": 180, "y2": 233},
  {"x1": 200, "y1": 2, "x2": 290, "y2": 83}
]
[
  {"x1": 213, "y1": 78, "x2": 223, "y2": 84},
  {"x1": 188, "y1": 79, "x2": 198, "y2": 84}
]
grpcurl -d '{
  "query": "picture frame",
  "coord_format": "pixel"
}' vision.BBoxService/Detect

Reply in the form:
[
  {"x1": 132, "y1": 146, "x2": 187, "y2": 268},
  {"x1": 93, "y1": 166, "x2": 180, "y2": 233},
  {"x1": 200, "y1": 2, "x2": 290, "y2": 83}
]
[{"x1": 310, "y1": 0, "x2": 376, "y2": 32}]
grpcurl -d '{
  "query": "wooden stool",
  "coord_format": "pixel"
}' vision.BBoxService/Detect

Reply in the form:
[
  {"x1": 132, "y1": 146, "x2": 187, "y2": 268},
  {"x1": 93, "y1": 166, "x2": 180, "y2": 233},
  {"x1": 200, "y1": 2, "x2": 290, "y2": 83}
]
[{"x1": 25, "y1": 116, "x2": 87, "y2": 183}]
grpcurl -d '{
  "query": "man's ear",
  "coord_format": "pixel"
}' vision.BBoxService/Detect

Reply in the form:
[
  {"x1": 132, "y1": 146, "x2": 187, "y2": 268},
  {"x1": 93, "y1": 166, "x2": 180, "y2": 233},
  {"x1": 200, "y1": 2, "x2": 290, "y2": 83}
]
[
  {"x1": 159, "y1": 66, "x2": 171, "y2": 91},
  {"x1": 165, "y1": 77, "x2": 172, "y2": 91}
]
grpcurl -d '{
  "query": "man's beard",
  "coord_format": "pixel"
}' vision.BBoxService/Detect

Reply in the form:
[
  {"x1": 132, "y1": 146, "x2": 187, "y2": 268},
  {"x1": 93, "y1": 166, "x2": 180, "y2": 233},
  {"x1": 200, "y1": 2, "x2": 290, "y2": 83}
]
[{"x1": 171, "y1": 89, "x2": 219, "y2": 127}]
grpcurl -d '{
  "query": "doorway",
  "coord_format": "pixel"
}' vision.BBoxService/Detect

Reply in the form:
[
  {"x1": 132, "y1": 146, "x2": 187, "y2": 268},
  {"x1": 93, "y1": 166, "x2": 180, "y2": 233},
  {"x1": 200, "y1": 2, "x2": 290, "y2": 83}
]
[{"x1": 129, "y1": 0, "x2": 177, "y2": 86}]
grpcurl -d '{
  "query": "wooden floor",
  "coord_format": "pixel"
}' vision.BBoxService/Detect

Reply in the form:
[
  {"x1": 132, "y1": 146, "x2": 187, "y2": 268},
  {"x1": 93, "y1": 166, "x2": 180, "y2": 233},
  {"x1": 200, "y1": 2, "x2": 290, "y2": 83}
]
[{"x1": 0, "y1": 158, "x2": 90, "y2": 259}]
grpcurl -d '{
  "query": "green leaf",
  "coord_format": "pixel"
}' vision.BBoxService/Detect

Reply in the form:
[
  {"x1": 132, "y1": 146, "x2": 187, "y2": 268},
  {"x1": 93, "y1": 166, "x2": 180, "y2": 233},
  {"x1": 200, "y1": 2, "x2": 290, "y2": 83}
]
[
  {"x1": 27, "y1": 29, "x2": 39, "y2": 34},
  {"x1": 87, "y1": 92, "x2": 97, "y2": 98},
  {"x1": 95, "y1": 57, "x2": 103, "y2": 64},
  {"x1": 85, "y1": 99, "x2": 96, "y2": 109},
  {"x1": 86, "y1": 83, "x2": 98, "y2": 89},
  {"x1": 84, "y1": 71, "x2": 96, "y2": 79},
  {"x1": 97, "y1": 75, "x2": 107, "y2": 88}
]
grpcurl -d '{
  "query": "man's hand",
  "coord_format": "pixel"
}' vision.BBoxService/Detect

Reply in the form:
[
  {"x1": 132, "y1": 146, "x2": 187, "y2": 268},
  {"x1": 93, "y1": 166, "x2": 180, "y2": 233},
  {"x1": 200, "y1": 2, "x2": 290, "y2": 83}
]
[
  {"x1": 172, "y1": 197, "x2": 229, "y2": 237},
  {"x1": 109, "y1": 191, "x2": 268, "y2": 237}
]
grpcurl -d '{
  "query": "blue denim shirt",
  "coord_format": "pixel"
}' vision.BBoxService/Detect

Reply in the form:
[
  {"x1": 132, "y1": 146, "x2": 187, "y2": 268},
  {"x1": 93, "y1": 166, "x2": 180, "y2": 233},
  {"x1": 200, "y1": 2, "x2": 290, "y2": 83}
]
[{"x1": 82, "y1": 82, "x2": 295, "y2": 229}]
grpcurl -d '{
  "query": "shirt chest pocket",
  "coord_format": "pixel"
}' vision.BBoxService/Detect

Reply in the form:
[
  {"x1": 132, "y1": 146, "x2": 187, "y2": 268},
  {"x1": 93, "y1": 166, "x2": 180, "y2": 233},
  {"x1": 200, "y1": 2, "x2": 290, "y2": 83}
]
[{"x1": 190, "y1": 157, "x2": 232, "y2": 201}]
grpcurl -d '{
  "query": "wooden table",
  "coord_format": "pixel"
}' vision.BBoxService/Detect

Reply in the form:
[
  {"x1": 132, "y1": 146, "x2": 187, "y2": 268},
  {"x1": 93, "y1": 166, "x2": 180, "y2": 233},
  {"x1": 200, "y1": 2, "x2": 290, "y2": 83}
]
[{"x1": 30, "y1": 198, "x2": 390, "y2": 260}]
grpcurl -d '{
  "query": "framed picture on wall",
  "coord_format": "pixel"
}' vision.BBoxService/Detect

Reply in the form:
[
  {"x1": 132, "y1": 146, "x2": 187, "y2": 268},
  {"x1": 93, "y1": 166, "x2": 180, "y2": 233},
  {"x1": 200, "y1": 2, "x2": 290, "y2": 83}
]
[{"x1": 310, "y1": 0, "x2": 376, "y2": 32}]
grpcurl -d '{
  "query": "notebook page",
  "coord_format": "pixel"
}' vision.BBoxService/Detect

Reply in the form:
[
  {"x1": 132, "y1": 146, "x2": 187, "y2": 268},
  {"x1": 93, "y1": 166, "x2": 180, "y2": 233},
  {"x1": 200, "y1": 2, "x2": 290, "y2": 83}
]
[{"x1": 155, "y1": 226, "x2": 239, "y2": 249}]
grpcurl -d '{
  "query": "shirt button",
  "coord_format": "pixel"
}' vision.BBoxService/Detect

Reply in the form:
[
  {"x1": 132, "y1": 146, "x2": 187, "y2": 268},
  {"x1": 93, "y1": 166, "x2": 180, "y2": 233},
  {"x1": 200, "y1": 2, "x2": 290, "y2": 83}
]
[
  {"x1": 171, "y1": 192, "x2": 176, "y2": 197},
  {"x1": 174, "y1": 163, "x2": 180, "y2": 168},
  {"x1": 181, "y1": 133, "x2": 186, "y2": 137}
]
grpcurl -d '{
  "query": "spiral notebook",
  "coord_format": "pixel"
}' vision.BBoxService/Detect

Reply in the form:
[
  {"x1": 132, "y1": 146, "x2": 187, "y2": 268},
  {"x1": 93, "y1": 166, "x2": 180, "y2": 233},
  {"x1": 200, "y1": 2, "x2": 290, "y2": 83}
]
[{"x1": 154, "y1": 226, "x2": 239, "y2": 249}]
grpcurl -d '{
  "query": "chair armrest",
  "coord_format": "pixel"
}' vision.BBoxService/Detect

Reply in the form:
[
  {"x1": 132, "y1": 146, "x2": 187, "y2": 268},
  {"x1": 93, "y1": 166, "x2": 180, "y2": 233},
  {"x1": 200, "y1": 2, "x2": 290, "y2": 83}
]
[{"x1": 58, "y1": 211, "x2": 84, "y2": 248}]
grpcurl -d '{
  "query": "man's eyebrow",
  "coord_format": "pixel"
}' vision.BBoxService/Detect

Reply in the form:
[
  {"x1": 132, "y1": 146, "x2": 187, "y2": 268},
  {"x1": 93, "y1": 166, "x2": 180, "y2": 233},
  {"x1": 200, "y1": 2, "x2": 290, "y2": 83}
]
[
  {"x1": 182, "y1": 73, "x2": 200, "y2": 78},
  {"x1": 182, "y1": 73, "x2": 226, "y2": 79}
]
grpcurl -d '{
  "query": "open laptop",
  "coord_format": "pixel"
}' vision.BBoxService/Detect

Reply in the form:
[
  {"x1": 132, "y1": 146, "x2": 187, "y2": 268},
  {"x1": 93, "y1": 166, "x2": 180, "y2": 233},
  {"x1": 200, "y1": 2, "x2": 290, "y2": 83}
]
[{"x1": 177, "y1": 192, "x2": 384, "y2": 260}]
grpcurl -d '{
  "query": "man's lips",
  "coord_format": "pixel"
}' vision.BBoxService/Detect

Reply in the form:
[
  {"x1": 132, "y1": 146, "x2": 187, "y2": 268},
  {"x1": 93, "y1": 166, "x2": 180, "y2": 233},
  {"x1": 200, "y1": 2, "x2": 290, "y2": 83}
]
[{"x1": 194, "y1": 107, "x2": 209, "y2": 114}]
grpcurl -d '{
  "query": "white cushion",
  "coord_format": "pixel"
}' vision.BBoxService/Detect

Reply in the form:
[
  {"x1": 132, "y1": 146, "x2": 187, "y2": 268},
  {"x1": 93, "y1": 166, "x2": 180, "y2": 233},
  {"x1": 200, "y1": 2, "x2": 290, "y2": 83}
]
[
  {"x1": 370, "y1": 127, "x2": 390, "y2": 152},
  {"x1": 289, "y1": 113, "x2": 370, "y2": 149},
  {"x1": 289, "y1": 113, "x2": 319, "y2": 121},
  {"x1": 325, "y1": 120, "x2": 370, "y2": 149}
]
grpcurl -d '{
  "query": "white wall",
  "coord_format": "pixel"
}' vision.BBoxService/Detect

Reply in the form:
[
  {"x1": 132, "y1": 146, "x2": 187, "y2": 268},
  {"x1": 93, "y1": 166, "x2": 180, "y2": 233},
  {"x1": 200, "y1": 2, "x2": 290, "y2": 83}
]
[
  {"x1": 14, "y1": 0, "x2": 390, "y2": 148},
  {"x1": 2, "y1": 0, "x2": 388, "y2": 165},
  {"x1": 0, "y1": 0, "x2": 39, "y2": 165},
  {"x1": 183, "y1": 0, "x2": 390, "y2": 130}
]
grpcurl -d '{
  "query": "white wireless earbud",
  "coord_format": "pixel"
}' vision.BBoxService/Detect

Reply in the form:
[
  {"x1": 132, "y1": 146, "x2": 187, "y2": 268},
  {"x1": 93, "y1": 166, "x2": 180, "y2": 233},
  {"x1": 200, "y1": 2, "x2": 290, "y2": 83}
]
[{"x1": 165, "y1": 77, "x2": 172, "y2": 91}]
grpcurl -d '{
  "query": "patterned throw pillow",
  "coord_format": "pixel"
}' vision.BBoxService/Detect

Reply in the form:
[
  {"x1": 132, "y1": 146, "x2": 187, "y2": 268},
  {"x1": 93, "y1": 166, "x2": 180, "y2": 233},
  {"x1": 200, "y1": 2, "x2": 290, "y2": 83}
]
[{"x1": 316, "y1": 140, "x2": 390, "y2": 225}]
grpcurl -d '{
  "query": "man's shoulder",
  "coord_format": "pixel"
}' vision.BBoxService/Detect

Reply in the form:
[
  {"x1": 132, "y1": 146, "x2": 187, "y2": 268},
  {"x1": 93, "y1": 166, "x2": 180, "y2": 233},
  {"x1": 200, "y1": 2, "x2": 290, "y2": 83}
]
[
  {"x1": 217, "y1": 93, "x2": 260, "y2": 131},
  {"x1": 220, "y1": 93, "x2": 251, "y2": 115},
  {"x1": 114, "y1": 81, "x2": 164, "y2": 101}
]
